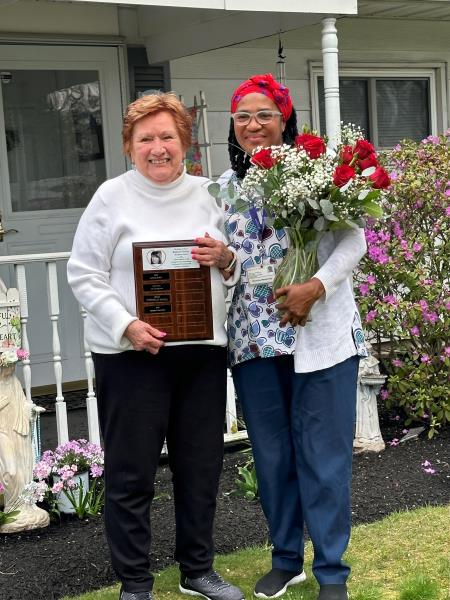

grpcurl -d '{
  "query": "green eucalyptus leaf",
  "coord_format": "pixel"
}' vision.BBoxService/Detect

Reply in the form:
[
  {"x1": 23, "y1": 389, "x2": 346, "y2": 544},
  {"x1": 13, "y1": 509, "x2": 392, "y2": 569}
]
[
  {"x1": 235, "y1": 198, "x2": 250, "y2": 213},
  {"x1": 325, "y1": 213, "x2": 339, "y2": 222},
  {"x1": 320, "y1": 199, "x2": 334, "y2": 214},
  {"x1": 361, "y1": 166, "x2": 376, "y2": 177},
  {"x1": 307, "y1": 198, "x2": 320, "y2": 210},
  {"x1": 313, "y1": 216, "x2": 326, "y2": 231},
  {"x1": 208, "y1": 182, "x2": 221, "y2": 198}
]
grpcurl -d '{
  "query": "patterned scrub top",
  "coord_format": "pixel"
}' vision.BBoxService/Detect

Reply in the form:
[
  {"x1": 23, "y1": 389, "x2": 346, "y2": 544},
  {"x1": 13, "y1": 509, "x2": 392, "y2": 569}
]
[{"x1": 219, "y1": 170, "x2": 298, "y2": 368}]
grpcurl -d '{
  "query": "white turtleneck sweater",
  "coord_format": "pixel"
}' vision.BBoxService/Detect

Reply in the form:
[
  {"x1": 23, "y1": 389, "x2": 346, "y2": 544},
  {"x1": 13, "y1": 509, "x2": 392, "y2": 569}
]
[{"x1": 67, "y1": 169, "x2": 239, "y2": 354}]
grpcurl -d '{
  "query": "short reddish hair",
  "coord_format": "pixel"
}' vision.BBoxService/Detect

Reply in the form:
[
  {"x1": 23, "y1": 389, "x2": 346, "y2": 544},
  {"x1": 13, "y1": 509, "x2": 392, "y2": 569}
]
[{"x1": 122, "y1": 92, "x2": 192, "y2": 156}]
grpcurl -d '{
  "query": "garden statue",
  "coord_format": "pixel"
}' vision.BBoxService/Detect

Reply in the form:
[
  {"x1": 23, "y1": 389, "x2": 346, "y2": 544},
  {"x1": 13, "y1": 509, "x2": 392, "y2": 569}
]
[
  {"x1": 354, "y1": 342, "x2": 386, "y2": 453},
  {"x1": 0, "y1": 280, "x2": 49, "y2": 533},
  {"x1": 0, "y1": 363, "x2": 49, "y2": 533}
]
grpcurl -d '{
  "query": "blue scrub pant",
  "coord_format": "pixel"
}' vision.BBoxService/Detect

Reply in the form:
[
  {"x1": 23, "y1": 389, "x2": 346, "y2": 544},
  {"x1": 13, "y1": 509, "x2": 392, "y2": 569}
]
[{"x1": 232, "y1": 354, "x2": 359, "y2": 585}]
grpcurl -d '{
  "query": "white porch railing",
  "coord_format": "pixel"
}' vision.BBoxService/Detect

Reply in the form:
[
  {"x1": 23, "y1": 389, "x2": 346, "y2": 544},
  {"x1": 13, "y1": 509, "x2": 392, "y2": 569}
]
[{"x1": 0, "y1": 251, "x2": 246, "y2": 451}]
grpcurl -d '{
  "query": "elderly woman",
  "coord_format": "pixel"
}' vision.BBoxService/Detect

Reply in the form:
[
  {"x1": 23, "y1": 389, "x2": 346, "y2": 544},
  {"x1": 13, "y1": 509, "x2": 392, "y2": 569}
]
[
  {"x1": 67, "y1": 93, "x2": 243, "y2": 600},
  {"x1": 219, "y1": 74, "x2": 367, "y2": 600}
]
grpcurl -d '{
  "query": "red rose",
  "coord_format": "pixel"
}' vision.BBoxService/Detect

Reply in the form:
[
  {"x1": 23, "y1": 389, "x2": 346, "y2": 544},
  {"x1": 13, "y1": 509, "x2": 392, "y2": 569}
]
[
  {"x1": 369, "y1": 166, "x2": 390, "y2": 189},
  {"x1": 295, "y1": 134, "x2": 326, "y2": 159},
  {"x1": 354, "y1": 139, "x2": 375, "y2": 159},
  {"x1": 251, "y1": 148, "x2": 276, "y2": 169},
  {"x1": 340, "y1": 145, "x2": 354, "y2": 164},
  {"x1": 333, "y1": 164, "x2": 356, "y2": 187},
  {"x1": 358, "y1": 153, "x2": 379, "y2": 172}
]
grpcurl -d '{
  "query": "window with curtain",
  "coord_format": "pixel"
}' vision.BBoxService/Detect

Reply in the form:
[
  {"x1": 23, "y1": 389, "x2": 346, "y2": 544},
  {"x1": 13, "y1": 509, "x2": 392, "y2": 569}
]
[{"x1": 317, "y1": 76, "x2": 430, "y2": 148}]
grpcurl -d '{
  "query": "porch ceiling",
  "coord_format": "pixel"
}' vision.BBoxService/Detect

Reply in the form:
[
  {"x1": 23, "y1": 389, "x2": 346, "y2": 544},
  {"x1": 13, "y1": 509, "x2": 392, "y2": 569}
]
[
  {"x1": 142, "y1": 9, "x2": 343, "y2": 62},
  {"x1": 357, "y1": 0, "x2": 450, "y2": 21}
]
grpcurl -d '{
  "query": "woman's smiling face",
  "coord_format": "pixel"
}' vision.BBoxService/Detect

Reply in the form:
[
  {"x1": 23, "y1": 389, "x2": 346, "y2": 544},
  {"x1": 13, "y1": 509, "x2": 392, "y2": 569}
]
[
  {"x1": 131, "y1": 111, "x2": 185, "y2": 184},
  {"x1": 233, "y1": 92, "x2": 285, "y2": 155}
]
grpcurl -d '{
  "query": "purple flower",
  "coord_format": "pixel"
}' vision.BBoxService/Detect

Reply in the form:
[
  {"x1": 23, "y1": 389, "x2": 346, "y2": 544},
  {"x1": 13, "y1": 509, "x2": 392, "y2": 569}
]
[
  {"x1": 445, "y1": 206, "x2": 450, "y2": 216},
  {"x1": 421, "y1": 460, "x2": 436, "y2": 474},
  {"x1": 419, "y1": 300, "x2": 428, "y2": 310},
  {"x1": 359, "y1": 283, "x2": 369, "y2": 296},
  {"x1": 421, "y1": 355, "x2": 431, "y2": 364},
  {"x1": 366, "y1": 310, "x2": 378, "y2": 323},
  {"x1": 380, "y1": 389, "x2": 389, "y2": 401},
  {"x1": 392, "y1": 359, "x2": 403, "y2": 367},
  {"x1": 367, "y1": 275, "x2": 376, "y2": 284},
  {"x1": 443, "y1": 346, "x2": 450, "y2": 356},
  {"x1": 383, "y1": 295, "x2": 398, "y2": 306},
  {"x1": 0, "y1": 482, "x2": 5, "y2": 494},
  {"x1": 412, "y1": 242, "x2": 422, "y2": 252},
  {"x1": 389, "y1": 438, "x2": 399, "y2": 447}
]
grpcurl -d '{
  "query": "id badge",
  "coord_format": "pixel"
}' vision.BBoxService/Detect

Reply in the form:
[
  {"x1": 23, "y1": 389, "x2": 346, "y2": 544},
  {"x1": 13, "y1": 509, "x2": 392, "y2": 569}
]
[{"x1": 247, "y1": 264, "x2": 276, "y2": 285}]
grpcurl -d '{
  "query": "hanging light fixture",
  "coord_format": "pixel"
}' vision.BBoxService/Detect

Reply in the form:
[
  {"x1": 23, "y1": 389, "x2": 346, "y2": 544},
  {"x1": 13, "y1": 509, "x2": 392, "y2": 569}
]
[{"x1": 276, "y1": 33, "x2": 286, "y2": 86}]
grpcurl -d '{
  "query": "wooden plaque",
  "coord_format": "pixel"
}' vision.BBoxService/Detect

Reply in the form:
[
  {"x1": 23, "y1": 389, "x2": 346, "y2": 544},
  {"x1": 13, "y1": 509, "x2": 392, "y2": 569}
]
[{"x1": 133, "y1": 240, "x2": 213, "y2": 342}]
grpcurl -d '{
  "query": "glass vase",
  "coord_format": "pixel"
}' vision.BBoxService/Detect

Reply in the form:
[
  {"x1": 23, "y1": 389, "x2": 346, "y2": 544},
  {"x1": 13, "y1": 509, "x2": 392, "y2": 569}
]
[{"x1": 273, "y1": 227, "x2": 319, "y2": 292}]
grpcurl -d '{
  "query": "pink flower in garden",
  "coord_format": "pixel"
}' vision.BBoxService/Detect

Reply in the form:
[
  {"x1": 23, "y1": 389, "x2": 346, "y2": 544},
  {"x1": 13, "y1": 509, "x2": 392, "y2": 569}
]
[
  {"x1": 410, "y1": 326, "x2": 420, "y2": 336},
  {"x1": 403, "y1": 251, "x2": 413, "y2": 261},
  {"x1": 0, "y1": 483, "x2": 5, "y2": 494},
  {"x1": 16, "y1": 349, "x2": 29, "y2": 360},
  {"x1": 52, "y1": 481, "x2": 64, "y2": 494},
  {"x1": 365, "y1": 230, "x2": 378, "y2": 244},
  {"x1": 400, "y1": 239, "x2": 408, "y2": 250},
  {"x1": 366, "y1": 310, "x2": 378, "y2": 323},
  {"x1": 419, "y1": 300, "x2": 428, "y2": 310},
  {"x1": 445, "y1": 206, "x2": 450, "y2": 216},
  {"x1": 383, "y1": 295, "x2": 398, "y2": 306},
  {"x1": 367, "y1": 275, "x2": 376, "y2": 284},
  {"x1": 90, "y1": 465, "x2": 104, "y2": 478},
  {"x1": 392, "y1": 359, "x2": 403, "y2": 367},
  {"x1": 421, "y1": 460, "x2": 436, "y2": 474},
  {"x1": 359, "y1": 283, "x2": 370, "y2": 296},
  {"x1": 380, "y1": 389, "x2": 389, "y2": 401},
  {"x1": 445, "y1": 302, "x2": 450, "y2": 310},
  {"x1": 412, "y1": 242, "x2": 422, "y2": 252},
  {"x1": 392, "y1": 222, "x2": 403, "y2": 238},
  {"x1": 443, "y1": 347, "x2": 450, "y2": 356},
  {"x1": 402, "y1": 429, "x2": 409, "y2": 434},
  {"x1": 378, "y1": 231, "x2": 391, "y2": 243},
  {"x1": 423, "y1": 311, "x2": 439, "y2": 324},
  {"x1": 420, "y1": 355, "x2": 431, "y2": 364},
  {"x1": 389, "y1": 438, "x2": 399, "y2": 447}
]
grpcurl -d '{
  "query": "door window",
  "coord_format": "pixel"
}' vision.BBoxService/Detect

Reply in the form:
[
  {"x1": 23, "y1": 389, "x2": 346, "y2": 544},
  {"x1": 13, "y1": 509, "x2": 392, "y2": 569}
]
[{"x1": 3, "y1": 69, "x2": 106, "y2": 212}]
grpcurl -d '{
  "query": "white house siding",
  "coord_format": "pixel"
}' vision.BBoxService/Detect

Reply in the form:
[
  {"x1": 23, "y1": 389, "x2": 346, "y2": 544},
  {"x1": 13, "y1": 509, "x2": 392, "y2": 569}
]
[
  {"x1": 170, "y1": 17, "x2": 450, "y2": 178},
  {"x1": 0, "y1": 0, "x2": 119, "y2": 35}
]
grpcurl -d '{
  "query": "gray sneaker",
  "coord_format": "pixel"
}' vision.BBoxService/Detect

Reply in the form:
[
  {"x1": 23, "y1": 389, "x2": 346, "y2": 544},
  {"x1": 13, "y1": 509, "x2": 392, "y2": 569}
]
[
  {"x1": 119, "y1": 591, "x2": 153, "y2": 600},
  {"x1": 180, "y1": 570, "x2": 244, "y2": 600}
]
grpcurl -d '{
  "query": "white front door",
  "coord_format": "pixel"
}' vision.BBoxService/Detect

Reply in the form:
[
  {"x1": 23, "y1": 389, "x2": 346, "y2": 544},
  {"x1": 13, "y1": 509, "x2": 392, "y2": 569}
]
[{"x1": 0, "y1": 44, "x2": 127, "y2": 388}]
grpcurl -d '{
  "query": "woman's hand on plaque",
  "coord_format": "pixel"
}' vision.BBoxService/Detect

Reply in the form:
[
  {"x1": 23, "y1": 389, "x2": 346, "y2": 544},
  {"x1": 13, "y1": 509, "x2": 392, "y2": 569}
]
[
  {"x1": 192, "y1": 232, "x2": 234, "y2": 269},
  {"x1": 124, "y1": 320, "x2": 166, "y2": 354}
]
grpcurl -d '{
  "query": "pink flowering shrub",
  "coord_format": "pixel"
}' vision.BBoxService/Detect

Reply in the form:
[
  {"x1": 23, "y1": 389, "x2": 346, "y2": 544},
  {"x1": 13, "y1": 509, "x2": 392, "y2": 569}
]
[{"x1": 355, "y1": 132, "x2": 450, "y2": 436}]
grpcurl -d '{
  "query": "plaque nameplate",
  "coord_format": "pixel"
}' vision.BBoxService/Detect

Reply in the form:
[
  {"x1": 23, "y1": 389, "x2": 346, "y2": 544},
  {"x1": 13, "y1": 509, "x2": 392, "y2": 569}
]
[{"x1": 133, "y1": 240, "x2": 213, "y2": 342}]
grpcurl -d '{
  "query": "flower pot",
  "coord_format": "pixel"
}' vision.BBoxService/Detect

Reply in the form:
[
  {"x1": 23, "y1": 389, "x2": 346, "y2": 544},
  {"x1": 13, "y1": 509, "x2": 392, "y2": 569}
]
[{"x1": 54, "y1": 471, "x2": 89, "y2": 514}]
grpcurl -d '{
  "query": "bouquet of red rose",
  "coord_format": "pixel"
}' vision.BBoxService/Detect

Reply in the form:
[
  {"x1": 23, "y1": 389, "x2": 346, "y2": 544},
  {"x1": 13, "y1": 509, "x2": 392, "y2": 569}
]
[{"x1": 211, "y1": 124, "x2": 390, "y2": 289}]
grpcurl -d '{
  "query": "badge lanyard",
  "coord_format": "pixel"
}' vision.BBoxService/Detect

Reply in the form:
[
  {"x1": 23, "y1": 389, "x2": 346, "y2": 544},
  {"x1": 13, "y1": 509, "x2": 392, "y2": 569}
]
[{"x1": 247, "y1": 206, "x2": 275, "y2": 285}]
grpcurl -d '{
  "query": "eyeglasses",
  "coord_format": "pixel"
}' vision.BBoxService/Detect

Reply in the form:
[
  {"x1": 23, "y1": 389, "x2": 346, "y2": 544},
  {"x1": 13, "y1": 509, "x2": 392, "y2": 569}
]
[{"x1": 231, "y1": 110, "x2": 282, "y2": 126}]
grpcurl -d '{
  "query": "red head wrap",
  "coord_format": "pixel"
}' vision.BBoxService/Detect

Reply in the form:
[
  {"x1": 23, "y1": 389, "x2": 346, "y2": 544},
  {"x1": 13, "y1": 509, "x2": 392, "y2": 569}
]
[{"x1": 230, "y1": 73, "x2": 293, "y2": 122}]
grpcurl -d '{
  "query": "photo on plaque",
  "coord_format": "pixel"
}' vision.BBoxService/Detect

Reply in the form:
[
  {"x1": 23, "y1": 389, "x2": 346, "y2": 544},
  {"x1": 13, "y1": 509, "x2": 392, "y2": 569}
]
[{"x1": 133, "y1": 240, "x2": 213, "y2": 342}]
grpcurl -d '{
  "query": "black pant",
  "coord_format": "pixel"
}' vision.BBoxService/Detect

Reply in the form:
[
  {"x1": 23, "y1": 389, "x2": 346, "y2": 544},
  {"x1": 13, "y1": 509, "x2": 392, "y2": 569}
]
[{"x1": 93, "y1": 345, "x2": 227, "y2": 593}]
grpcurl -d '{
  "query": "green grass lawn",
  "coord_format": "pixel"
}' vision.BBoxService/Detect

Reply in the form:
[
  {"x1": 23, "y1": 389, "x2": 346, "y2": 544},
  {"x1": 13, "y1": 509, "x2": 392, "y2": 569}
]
[{"x1": 63, "y1": 505, "x2": 450, "y2": 600}]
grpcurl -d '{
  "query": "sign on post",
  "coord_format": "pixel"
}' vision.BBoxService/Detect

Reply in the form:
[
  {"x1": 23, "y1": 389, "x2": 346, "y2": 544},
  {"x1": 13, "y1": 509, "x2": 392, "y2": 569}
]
[{"x1": 0, "y1": 286, "x2": 21, "y2": 351}]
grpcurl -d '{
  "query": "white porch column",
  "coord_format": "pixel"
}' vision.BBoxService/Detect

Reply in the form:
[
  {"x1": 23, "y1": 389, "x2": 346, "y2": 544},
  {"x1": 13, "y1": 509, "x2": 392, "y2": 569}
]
[{"x1": 321, "y1": 17, "x2": 341, "y2": 149}]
